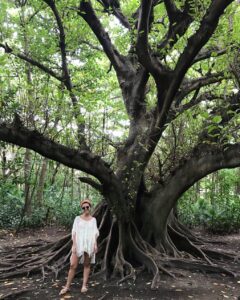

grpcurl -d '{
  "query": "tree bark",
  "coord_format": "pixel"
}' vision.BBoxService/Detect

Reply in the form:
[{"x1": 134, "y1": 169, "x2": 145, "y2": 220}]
[
  {"x1": 1, "y1": 149, "x2": 7, "y2": 180},
  {"x1": 140, "y1": 143, "x2": 240, "y2": 251},
  {"x1": 235, "y1": 168, "x2": 240, "y2": 196},
  {"x1": 23, "y1": 149, "x2": 32, "y2": 216},
  {"x1": 36, "y1": 158, "x2": 48, "y2": 206}
]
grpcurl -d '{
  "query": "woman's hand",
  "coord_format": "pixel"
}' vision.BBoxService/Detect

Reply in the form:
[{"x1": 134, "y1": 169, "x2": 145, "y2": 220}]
[
  {"x1": 71, "y1": 246, "x2": 76, "y2": 254},
  {"x1": 93, "y1": 243, "x2": 98, "y2": 254}
]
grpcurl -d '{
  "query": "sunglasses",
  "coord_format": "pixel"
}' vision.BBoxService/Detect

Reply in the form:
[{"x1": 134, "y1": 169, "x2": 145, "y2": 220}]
[{"x1": 82, "y1": 206, "x2": 90, "y2": 210}]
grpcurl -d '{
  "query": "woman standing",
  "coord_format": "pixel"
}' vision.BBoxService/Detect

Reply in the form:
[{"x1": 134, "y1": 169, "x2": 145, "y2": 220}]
[{"x1": 59, "y1": 199, "x2": 99, "y2": 295}]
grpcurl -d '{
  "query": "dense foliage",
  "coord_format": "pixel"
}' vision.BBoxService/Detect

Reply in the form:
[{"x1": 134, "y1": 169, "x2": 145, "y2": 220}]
[
  {"x1": 178, "y1": 169, "x2": 240, "y2": 233},
  {"x1": 0, "y1": 149, "x2": 101, "y2": 229},
  {"x1": 0, "y1": 150, "x2": 239, "y2": 232},
  {"x1": 0, "y1": 175, "x2": 99, "y2": 228}
]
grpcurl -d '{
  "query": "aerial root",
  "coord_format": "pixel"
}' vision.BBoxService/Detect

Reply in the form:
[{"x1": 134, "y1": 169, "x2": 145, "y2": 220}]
[
  {"x1": 170, "y1": 217, "x2": 205, "y2": 244},
  {"x1": 99, "y1": 219, "x2": 116, "y2": 279},
  {"x1": 131, "y1": 223, "x2": 175, "y2": 278},
  {"x1": 116, "y1": 260, "x2": 136, "y2": 285},
  {"x1": 132, "y1": 222, "x2": 161, "y2": 257},
  {"x1": 98, "y1": 206, "x2": 110, "y2": 231},
  {"x1": 128, "y1": 224, "x2": 160, "y2": 289},
  {"x1": 168, "y1": 225, "x2": 213, "y2": 264},
  {"x1": 112, "y1": 222, "x2": 136, "y2": 284}
]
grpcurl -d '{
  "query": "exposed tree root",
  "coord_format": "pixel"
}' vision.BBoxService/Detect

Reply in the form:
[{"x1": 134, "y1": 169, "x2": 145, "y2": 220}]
[
  {"x1": 201, "y1": 248, "x2": 237, "y2": 262},
  {"x1": 115, "y1": 247, "x2": 136, "y2": 285},
  {"x1": 132, "y1": 223, "x2": 175, "y2": 278},
  {"x1": 100, "y1": 218, "x2": 117, "y2": 279},
  {"x1": 98, "y1": 206, "x2": 110, "y2": 231},
  {"x1": 0, "y1": 235, "x2": 71, "y2": 280},
  {"x1": 169, "y1": 215, "x2": 225, "y2": 245},
  {"x1": 168, "y1": 225, "x2": 213, "y2": 264},
  {"x1": 170, "y1": 217, "x2": 205, "y2": 245},
  {"x1": 168, "y1": 217, "x2": 239, "y2": 263},
  {"x1": 0, "y1": 287, "x2": 34, "y2": 300},
  {"x1": 127, "y1": 223, "x2": 160, "y2": 289},
  {"x1": 162, "y1": 258, "x2": 236, "y2": 277}
]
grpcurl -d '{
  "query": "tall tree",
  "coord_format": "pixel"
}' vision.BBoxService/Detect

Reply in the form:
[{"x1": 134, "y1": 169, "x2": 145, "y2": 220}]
[{"x1": 0, "y1": 0, "x2": 240, "y2": 287}]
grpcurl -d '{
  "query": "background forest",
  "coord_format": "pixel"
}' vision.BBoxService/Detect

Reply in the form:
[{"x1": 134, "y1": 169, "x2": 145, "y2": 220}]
[{"x1": 0, "y1": 150, "x2": 239, "y2": 232}]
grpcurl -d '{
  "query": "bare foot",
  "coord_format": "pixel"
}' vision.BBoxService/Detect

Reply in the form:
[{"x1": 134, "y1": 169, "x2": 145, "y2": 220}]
[
  {"x1": 81, "y1": 285, "x2": 88, "y2": 293},
  {"x1": 59, "y1": 286, "x2": 70, "y2": 295}
]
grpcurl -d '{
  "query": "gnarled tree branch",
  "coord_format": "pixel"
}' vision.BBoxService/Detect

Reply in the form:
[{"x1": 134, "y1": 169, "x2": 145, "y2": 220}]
[
  {"x1": 155, "y1": 0, "x2": 234, "y2": 131},
  {"x1": 157, "y1": 4, "x2": 192, "y2": 56},
  {"x1": 136, "y1": 0, "x2": 167, "y2": 81},
  {"x1": 0, "y1": 43, "x2": 62, "y2": 81},
  {"x1": 96, "y1": 0, "x2": 131, "y2": 29},
  {"x1": 192, "y1": 47, "x2": 227, "y2": 65},
  {"x1": 175, "y1": 72, "x2": 227, "y2": 106},
  {"x1": 150, "y1": 142, "x2": 240, "y2": 234},
  {"x1": 43, "y1": 0, "x2": 69, "y2": 82},
  {"x1": 43, "y1": 0, "x2": 88, "y2": 149},
  {"x1": 0, "y1": 120, "x2": 112, "y2": 185},
  {"x1": 163, "y1": 0, "x2": 180, "y2": 24},
  {"x1": 78, "y1": 0, "x2": 128, "y2": 76},
  {"x1": 79, "y1": 176, "x2": 103, "y2": 193},
  {"x1": 174, "y1": 92, "x2": 220, "y2": 116}
]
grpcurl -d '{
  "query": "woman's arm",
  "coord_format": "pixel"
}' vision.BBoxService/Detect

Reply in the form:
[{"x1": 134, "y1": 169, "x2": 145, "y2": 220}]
[
  {"x1": 93, "y1": 218, "x2": 99, "y2": 253},
  {"x1": 72, "y1": 232, "x2": 77, "y2": 252},
  {"x1": 71, "y1": 218, "x2": 77, "y2": 253}
]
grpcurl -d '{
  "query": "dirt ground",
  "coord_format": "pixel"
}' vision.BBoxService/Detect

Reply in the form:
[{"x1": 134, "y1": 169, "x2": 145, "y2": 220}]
[{"x1": 0, "y1": 227, "x2": 240, "y2": 300}]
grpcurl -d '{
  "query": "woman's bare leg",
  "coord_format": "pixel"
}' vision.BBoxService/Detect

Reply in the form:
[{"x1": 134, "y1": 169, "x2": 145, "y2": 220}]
[
  {"x1": 66, "y1": 252, "x2": 79, "y2": 288},
  {"x1": 81, "y1": 252, "x2": 91, "y2": 291},
  {"x1": 59, "y1": 252, "x2": 78, "y2": 295}
]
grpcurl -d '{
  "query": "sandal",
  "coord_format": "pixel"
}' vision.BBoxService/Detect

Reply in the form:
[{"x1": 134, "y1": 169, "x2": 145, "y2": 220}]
[
  {"x1": 81, "y1": 286, "x2": 88, "y2": 293},
  {"x1": 59, "y1": 286, "x2": 70, "y2": 295}
]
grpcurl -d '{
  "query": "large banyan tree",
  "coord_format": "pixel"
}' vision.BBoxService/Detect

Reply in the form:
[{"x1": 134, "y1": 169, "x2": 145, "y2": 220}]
[{"x1": 0, "y1": 0, "x2": 240, "y2": 288}]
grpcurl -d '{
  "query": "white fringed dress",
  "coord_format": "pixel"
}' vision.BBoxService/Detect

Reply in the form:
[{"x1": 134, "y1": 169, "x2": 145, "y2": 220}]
[{"x1": 71, "y1": 216, "x2": 99, "y2": 264}]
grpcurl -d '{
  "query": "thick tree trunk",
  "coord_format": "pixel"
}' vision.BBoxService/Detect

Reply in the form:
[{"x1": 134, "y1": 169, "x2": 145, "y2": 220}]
[
  {"x1": 50, "y1": 162, "x2": 60, "y2": 185},
  {"x1": 36, "y1": 158, "x2": 48, "y2": 206},
  {"x1": 21, "y1": 5, "x2": 34, "y2": 217},
  {"x1": 59, "y1": 170, "x2": 68, "y2": 207},
  {"x1": 235, "y1": 168, "x2": 240, "y2": 195},
  {"x1": 145, "y1": 145, "x2": 240, "y2": 244},
  {"x1": 23, "y1": 149, "x2": 32, "y2": 216},
  {"x1": 1, "y1": 149, "x2": 7, "y2": 180}
]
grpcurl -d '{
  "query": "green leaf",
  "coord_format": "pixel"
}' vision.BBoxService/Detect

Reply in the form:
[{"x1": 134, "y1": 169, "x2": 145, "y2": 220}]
[{"x1": 212, "y1": 116, "x2": 222, "y2": 123}]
